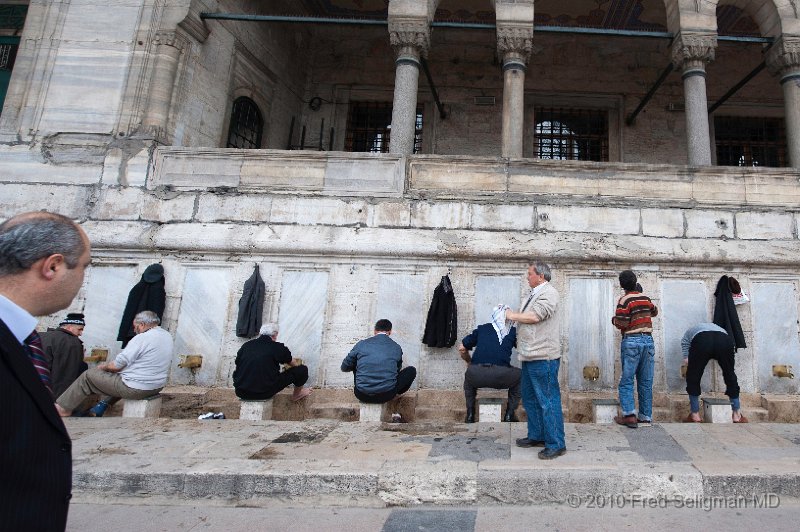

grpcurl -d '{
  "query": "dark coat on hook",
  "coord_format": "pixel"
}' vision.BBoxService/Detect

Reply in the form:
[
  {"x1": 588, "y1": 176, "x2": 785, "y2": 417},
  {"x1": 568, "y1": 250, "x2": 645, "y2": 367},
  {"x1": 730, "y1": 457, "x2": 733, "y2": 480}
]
[
  {"x1": 117, "y1": 264, "x2": 166, "y2": 347},
  {"x1": 422, "y1": 274, "x2": 458, "y2": 348},
  {"x1": 713, "y1": 275, "x2": 747, "y2": 351},
  {"x1": 236, "y1": 265, "x2": 266, "y2": 338}
]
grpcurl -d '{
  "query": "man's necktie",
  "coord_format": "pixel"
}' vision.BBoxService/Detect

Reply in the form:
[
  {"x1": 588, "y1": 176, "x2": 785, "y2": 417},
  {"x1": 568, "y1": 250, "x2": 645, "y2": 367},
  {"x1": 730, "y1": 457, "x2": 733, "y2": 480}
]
[{"x1": 24, "y1": 330, "x2": 53, "y2": 396}]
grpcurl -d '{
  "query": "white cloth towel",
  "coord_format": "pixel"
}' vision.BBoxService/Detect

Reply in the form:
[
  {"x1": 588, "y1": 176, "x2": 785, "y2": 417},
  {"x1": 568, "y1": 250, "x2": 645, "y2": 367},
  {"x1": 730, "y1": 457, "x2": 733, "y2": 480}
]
[{"x1": 491, "y1": 304, "x2": 511, "y2": 343}]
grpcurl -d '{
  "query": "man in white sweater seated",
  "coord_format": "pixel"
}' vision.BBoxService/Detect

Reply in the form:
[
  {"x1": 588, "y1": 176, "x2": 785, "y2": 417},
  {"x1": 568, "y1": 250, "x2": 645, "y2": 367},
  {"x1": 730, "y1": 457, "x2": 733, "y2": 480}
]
[{"x1": 55, "y1": 310, "x2": 173, "y2": 417}]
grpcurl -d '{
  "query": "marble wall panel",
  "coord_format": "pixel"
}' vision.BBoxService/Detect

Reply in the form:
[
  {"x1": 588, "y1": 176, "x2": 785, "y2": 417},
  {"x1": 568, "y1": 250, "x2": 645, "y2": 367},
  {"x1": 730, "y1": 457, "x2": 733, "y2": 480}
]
[
  {"x1": 661, "y1": 280, "x2": 710, "y2": 392},
  {"x1": 474, "y1": 276, "x2": 521, "y2": 367},
  {"x1": 277, "y1": 271, "x2": 329, "y2": 386},
  {"x1": 81, "y1": 266, "x2": 138, "y2": 360},
  {"x1": 171, "y1": 268, "x2": 233, "y2": 387},
  {"x1": 752, "y1": 282, "x2": 800, "y2": 394},
  {"x1": 567, "y1": 278, "x2": 616, "y2": 390},
  {"x1": 376, "y1": 273, "x2": 425, "y2": 389}
]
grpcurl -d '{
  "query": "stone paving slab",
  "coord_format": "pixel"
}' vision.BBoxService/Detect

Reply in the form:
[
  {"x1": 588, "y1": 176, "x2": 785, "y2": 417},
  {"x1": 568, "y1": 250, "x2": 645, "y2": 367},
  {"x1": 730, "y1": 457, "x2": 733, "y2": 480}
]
[{"x1": 66, "y1": 419, "x2": 800, "y2": 506}]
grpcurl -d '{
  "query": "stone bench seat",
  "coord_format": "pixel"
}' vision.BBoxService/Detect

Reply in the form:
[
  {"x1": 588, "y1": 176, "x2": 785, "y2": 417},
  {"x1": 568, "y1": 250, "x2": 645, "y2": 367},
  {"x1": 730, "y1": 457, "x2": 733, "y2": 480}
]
[
  {"x1": 702, "y1": 396, "x2": 732, "y2": 423},
  {"x1": 592, "y1": 398, "x2": 620, "y2": 424},
  {"x1": 122, "y1": 394, "x2": 162, "y2": 418},
  {"x1": 239, "y1": 398, "x2": 273, "y2": 421},
  {"x1": 359, "y1": 402, "x2": 385, "y2": 422}
]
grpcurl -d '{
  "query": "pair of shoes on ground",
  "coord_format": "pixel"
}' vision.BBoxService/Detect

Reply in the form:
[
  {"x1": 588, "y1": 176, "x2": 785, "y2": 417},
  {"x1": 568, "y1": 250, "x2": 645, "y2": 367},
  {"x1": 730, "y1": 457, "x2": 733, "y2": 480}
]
[
  {"x1": 684, "y1": 412, "x2": 749, "y2": 423},
  {"x1": 515, "y1": 438, "x2": 566, "y2": 459},
  {"x1": 291, "y1": 387, "x2": 312, "y2": 402},
  {"x1": 198, "y1": 412, "x2": 225, "y2": 420},
  {"x1": 614, "y1": 414, "x2": 638, "y2": 428}
]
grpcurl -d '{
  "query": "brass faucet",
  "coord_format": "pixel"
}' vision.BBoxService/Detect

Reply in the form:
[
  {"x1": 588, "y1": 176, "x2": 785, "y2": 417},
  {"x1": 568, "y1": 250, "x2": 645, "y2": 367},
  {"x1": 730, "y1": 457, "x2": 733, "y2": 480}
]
[
  {"x1": 178, "y1": 354, "x2": 203, "y2": 369},
  {"x1": 83, "y1": 347, "x2": 109, "y2": 363},
  {"x1": 772, "y1": 365, "x2": 795, "y2": 379},
  {"x1": 680, "y1": 364, "x2": 688, "y2": 379},
  {"x1": 583, "y1": 365, "x2": 600, "y2": 381}
]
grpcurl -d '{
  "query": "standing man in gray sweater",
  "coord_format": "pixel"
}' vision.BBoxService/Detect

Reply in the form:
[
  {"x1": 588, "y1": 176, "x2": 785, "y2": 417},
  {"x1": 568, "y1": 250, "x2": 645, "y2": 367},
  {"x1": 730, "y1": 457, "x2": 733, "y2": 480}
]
[
  {"x1": 341, "y1": 319, "x2": 417, "y2": 404},
  {"x1": 55, "y1": 310, "x2": 173, "y2": 417}
]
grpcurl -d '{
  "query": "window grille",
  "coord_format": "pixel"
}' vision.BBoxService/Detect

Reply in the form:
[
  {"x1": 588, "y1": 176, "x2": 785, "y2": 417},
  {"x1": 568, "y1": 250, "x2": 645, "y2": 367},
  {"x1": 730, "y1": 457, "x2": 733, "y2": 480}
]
[
  {"x1": 226, "y1": 97, "x2": 263, "y2": 149},
  {"x1": 344, "y1": 102, "x2": 423, "y2": 153},
  {"x1": 534, "y1": 108, "x2": 608, "y2": 162},
  {"x1": 0, "y1": 42, "x2": 16, "y2": 71},
  {"x1": 715, "y1": 116, "x2": 786, "y2": 167}
]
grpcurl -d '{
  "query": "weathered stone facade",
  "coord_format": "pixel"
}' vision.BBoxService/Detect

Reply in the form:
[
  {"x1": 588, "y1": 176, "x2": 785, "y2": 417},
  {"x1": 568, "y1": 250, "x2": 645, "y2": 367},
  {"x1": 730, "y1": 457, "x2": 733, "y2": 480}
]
[{"x1": 1, "y1": 1, "x2": 799, "y2": 420}]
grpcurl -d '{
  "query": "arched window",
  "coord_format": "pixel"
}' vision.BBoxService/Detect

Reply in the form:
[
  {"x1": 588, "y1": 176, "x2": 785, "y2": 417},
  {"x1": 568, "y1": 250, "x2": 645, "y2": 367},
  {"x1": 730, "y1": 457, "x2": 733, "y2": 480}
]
[{"x1": 226, "y1": 97, "x2": 263, "y2": 149}]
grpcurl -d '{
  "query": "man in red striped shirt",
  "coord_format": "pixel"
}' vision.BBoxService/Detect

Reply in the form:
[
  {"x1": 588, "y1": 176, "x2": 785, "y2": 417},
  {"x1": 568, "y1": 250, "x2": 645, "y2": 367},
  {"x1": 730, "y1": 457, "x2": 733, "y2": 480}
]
[{"x1": 611, "y1": 270, "x2": 658, "y2": 429}]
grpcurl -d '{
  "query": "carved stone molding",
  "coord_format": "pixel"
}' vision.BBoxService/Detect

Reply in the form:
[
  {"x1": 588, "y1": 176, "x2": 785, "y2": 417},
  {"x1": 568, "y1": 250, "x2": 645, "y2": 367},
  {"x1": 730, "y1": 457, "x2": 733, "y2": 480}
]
[
  {"x1": 153, "y1": 30, "x2": 186, "y2": 52},
  {"x1": 388, "y1": 18, "x2": 430, "y2": 58},
  {"x1": 671, "y1": 33, "x2": 717, "y2": 72},
  {"x1": 766, "y1": 37, "x2": 800, "y2": 79},
  {"x1": 496, "y1": 24, "x2": 533, "y2": 63}
]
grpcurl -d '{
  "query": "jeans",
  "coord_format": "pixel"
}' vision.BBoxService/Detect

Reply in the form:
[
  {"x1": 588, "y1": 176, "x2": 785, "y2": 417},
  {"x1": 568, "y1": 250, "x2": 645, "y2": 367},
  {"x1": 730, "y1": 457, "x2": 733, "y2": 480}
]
[
  {"x1": 520, "y1": 359, "x2": 565, "y2": 451},
  {"x1": 618, "y1": 334, "x2": 655, "y2": 420}
]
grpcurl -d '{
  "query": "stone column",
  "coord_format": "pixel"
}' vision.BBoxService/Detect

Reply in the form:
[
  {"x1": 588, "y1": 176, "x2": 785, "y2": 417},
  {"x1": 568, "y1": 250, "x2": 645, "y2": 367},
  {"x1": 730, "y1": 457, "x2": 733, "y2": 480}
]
[
  {"x1": 142, "y1": 31, "x2": 184, "y2": 141},
  {"x1": 767, "y1": 37, "x2": 800, "y2": 168},
  {"x1": 388, "y1": 19, "x2": 430, "y2": 155},
  {"x1": 497, "y1": 26, "x2": 533, "y2": 158},
  {"x1": 671, "y1": 33, "x2": 717, "y2": 166}
]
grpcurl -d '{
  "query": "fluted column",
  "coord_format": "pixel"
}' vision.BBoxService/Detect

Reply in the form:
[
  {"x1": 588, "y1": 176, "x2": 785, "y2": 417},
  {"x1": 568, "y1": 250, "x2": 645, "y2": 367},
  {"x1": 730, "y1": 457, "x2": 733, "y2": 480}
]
[
  {"x1": 388, "y1": 19, "x2": 430, "y2": 155},
  {"x1": 142, "y1": 31, "x2": 185, "y2": 142},
  {"x1": 767, "y1": 37, "x2": 800, "y2": 168},
  {"x1": 671, "y1": 33, "x2": 717, "y2": 166},
  {"x1": 497, "y1": 25, "x2": 533, "y2": 158}
]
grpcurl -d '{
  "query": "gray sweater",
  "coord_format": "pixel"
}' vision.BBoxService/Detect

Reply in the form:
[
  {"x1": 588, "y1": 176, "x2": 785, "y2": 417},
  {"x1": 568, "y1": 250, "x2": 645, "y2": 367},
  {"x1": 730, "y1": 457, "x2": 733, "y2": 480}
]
[
  {"x1": 681, "y1": 323, "x2": 727, "y2": 359},
  {"x1": 341, "y1": 333, "x2": 403, "y2": 394}
]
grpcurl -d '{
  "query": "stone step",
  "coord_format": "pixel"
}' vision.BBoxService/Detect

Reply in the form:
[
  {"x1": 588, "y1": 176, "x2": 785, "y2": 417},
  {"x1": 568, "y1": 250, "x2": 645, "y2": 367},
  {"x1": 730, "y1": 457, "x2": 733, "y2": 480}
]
[
  {"x1": 308, "y1": 403, "x2": 359, "y2": 422},
  {"x1": 742, "y1": 406, "x2": 769, "y2": 423}
]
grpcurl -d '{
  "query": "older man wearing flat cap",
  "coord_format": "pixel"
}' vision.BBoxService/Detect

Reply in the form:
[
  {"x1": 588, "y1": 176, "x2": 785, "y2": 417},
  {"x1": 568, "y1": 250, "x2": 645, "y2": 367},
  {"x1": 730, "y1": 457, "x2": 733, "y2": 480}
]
[{"x1": 40, "y1": 312, "x2": 89, "y2": 398}]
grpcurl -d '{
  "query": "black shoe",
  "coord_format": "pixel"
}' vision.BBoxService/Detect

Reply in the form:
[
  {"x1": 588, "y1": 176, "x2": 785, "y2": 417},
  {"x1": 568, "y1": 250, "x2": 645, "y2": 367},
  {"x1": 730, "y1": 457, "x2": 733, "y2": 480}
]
[
  {"x1": 503, "y1": 406, "x2": 518, "y2": 422},
  {"x1": 538, "y1": 447, "x2": 567, "y2": 460},
  {"x1": 515, "y1": 437, "x2": 545, "y2": 448},
  {"x1": 465, "y1": 408, "x2": 475, "y2": 423}
]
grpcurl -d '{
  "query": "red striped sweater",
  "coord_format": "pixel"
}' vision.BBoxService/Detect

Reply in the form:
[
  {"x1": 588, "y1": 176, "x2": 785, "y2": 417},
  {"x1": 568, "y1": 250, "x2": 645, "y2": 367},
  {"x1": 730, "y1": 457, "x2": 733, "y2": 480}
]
[{"x1": 612, "y1": 292, "x2": 658, "y2": 334}]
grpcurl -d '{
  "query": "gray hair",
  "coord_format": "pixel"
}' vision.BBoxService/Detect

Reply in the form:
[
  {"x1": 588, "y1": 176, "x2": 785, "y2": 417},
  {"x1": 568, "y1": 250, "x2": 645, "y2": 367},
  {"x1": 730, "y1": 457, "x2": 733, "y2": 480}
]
[
  {"x1": 0, "y1": 212, "x2": 86, "y2": 276},
  {"x1": 530, "y1": 261, "x2": 552, "y2": 282},
  {"x1": 259, "y1": 323, "x2": 278, "y2": 337},
  {"x1": 133, "y1": 310, "x2": 160, "y2": 325}
]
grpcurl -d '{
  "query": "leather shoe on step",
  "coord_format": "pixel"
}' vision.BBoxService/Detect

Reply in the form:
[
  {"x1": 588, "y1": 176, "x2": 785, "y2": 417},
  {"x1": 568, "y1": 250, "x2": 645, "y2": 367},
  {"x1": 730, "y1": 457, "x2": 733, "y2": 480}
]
[
  {"x1": 538, "y1": 447, "x2": 567, "y2": 460},
  {"x1": 465, "y1": 408, "x2": 475, "y2": 423},
  {"x1": 614, "y1": 414, "x2": 638, "y2": 428},
  {"x1": 515, "y1": 437, "x2": 545, "y2": 448}
]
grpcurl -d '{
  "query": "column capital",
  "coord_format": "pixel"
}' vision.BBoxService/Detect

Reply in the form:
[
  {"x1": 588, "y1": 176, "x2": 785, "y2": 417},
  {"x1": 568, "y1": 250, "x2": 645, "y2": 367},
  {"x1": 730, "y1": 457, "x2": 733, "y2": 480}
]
[
  {"x1": 766, "y1": 36, "x2": 800, "y2": 82},
  {"x1": 153, "y1": 30, "x2": 186, "y2": 52},
  {"x1": 388, "y1": 17, "x2": 430, "y2": 59},
  {"x1": 671, "y1": 32, "x2": 717, "y2": 74},
  {"x1": 496, "y1": 24, "x2": 534, "y2": 67}
]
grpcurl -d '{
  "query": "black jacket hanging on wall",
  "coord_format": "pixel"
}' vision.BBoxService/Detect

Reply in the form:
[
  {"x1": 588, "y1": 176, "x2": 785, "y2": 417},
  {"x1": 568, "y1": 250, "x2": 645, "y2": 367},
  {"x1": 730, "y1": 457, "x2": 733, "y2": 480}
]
[
  {"x1": 422, "y1": 275, "x2": 458, "y2": 348},
  {"x1": 713, "y1": 275, "x2": 747, "y2": 351},
  {"x1": 117, "y1": 264, "x2": 166, "y2": 347},
  {"x1": 236, "y1": 264, "x2": 266, "y2": 338}
]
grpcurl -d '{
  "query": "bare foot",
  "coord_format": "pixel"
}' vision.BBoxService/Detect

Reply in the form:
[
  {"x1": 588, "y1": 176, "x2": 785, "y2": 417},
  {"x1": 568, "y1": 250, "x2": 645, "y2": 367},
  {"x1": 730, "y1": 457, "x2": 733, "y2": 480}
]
[
  {"x1": 54, "y1": 403, "x2": 72, "y2": 417},
  {"x1": 291, "y1": 387, "x2": 312, "y2": 402}
]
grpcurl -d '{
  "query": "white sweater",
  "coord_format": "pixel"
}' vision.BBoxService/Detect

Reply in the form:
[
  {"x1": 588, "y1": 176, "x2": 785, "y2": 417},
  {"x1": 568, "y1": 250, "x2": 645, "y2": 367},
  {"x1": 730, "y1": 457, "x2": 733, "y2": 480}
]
[{"x1": 114, "y1": 326, "x2": 173, "y2": 390}]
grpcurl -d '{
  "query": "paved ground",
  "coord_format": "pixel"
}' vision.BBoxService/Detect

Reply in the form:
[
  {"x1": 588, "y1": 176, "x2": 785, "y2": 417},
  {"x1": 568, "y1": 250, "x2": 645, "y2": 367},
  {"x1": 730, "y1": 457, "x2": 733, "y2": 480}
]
[
  {"x1": 67, "y1": 501, "x2": 800, "y2": 532},
  {"x1": 67, "y1": 418, "x2": 800, "y2": 507}
]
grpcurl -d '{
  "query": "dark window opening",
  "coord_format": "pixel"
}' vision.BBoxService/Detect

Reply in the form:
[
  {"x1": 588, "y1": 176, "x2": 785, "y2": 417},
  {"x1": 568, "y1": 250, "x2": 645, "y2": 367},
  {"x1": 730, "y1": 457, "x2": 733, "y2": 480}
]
[
  {"x1": 535, "y1": 108, "x2": 608, "y2": 162},
  {"x1": 226, "y1": 97, "x2": 263, "y2": 149},
  {"x1": 344, "y1": 102, "x2": 423, "y2": 153},
  {"x1": 715, "y1": 116, "x2": 786, "y2": 167}
]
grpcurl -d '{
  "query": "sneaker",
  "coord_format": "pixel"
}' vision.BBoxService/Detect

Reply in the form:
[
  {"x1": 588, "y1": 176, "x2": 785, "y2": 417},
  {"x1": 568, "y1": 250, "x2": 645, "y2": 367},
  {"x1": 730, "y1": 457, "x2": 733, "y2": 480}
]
[
  {"x1": 614, "y1": 414, "x2": 638, "y2": 428},
  {"x1": 391, "y1": 413, "x2": 403, "y2": 423},
  {"x1": 197, "y1": 412, "x2": 215, "y2": 420},
  {"x1": 88, "y1": 401, "x2": 109, "y2": 417},
  {"x1": 212, "y1": 412, "x2": 226, "y2": 419}
]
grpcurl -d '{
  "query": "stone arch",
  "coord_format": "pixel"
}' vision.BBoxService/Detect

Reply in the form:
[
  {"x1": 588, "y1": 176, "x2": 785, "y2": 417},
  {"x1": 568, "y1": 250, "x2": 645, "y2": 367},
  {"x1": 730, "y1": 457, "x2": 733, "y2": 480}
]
[
  {"x1": 715, "y1": 0, "x2": 783, "y2": 37},
  {"x1": 668, "y1": 1, "x2": 796, "y2": 37}
]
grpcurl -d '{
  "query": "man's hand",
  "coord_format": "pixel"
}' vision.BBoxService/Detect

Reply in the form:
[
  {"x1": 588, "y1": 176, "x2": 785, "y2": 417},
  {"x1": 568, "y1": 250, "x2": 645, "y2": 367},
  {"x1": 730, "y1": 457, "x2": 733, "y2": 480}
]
[
  {"x1": 289, "y1": 358, "x2": 303, "y2": 367},
  {"x1": 98, "y1": 361, "x2": 121, "y2": 373},
  {"x1": 457, "y1": 343, "x2": 471, "y2": 363}
]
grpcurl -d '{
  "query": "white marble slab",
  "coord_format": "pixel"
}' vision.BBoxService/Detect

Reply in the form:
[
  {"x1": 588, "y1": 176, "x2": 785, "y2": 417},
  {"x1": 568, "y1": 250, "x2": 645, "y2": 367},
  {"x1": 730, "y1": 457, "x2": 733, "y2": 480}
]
[
  {"x1": 172, "y1": 268, "x2": 232, "y2": 386},
  {"x1": 752, "y1": 282, "x2": 800, "y2": 394},
  {"x1": 81, "y1": 266, "x2": 138, "y2": 360},
  {"x1": 474, "y1": 276, "x2": 522, "y2": 367},
  {"x1": 662, "y1": 280, "x2": 711, "y2": 392},
  {"x1": 278, "y1": 271, "x2": 328, "y2": 386},
  {"x1": 375, "y1": 273, "x2": 425, "y2": 389},
  {"x1": 567, "y1": 278, "x2": 616, "y2": 390}
]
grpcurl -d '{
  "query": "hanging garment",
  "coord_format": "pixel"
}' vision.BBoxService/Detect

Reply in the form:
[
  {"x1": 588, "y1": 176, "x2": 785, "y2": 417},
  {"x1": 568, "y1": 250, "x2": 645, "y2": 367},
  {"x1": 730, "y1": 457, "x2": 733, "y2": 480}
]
[
  {"x1": 236, "y1": 264, "x2": 266, "y2": 338},
  {"x1": 117, "y1": 263, "x2": 166, "y2": 347},
  {"x1": 713, "y1": 275, "x2": 747, "y2": 351},
  {"x1": 422, "y1": 274, "x2": 458, "y2": 348}
]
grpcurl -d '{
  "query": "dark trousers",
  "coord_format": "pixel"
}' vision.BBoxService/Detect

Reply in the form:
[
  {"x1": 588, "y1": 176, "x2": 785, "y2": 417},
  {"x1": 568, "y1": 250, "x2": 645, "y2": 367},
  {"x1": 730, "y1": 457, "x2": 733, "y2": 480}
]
[
  {"x1": 235, "y1": 365, "x2": 309, "y2": 400},
  {"x1": 354, "y1": 366, "x2": 417, "y2": 404},
  {"x1": 463, "y1": 364, "x2": 521, "y2": 410},
  {"x1": 686, "y1": 331, "x2": 739, "y2": 399}
]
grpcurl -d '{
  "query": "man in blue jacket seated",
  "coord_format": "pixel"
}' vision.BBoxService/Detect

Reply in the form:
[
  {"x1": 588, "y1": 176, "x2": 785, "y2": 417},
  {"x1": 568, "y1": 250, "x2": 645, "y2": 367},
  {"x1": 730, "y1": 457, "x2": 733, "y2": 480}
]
[
  {"x1": 341, "y1": 319, "x2": 416, "y2": 404},
  {"x1": 458, "y1": 319, "x2": 520, "y2": 423}
]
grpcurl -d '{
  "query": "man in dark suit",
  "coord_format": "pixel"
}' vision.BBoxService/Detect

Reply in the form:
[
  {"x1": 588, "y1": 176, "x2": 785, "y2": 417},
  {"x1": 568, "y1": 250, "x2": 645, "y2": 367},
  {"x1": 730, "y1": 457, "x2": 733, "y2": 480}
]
[
  {"x1": 0, "y1": 211, "x2": 92, "y2": 531},
  {"x1": 233, "y1": 322, "x2": 312, "y2": 402},
  {"x1": 341, "y1": 319, "x2": 417, "y2": 404}
]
